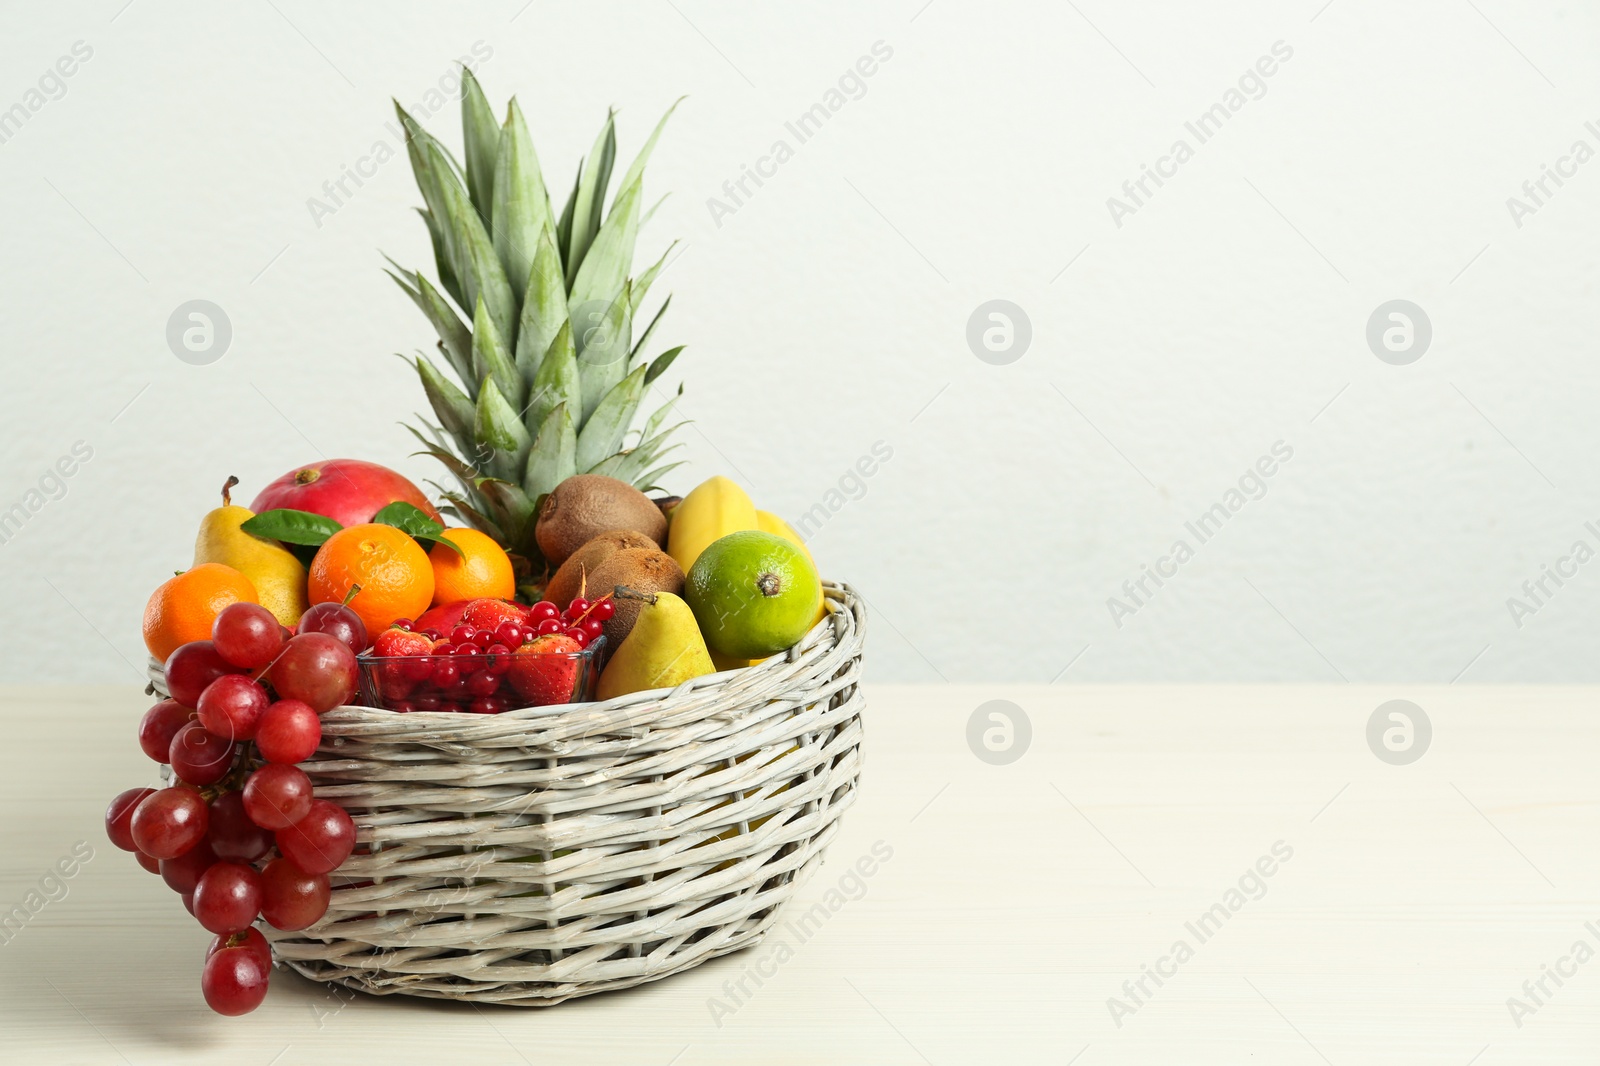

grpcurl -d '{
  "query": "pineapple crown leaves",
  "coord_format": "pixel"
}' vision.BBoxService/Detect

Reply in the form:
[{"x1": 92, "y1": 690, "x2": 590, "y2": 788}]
[{"x1": 387, "y1": 69, "x2": 688, "y2": 563}]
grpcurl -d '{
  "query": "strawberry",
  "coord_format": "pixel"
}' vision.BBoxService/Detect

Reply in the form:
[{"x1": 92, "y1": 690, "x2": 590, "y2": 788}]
[
  {"x1": 463, "y1": 598, "x2": 525, "y2": 632},
  {"x1": 373, "y1": 627, "x2": 433, "y2": 658},
  {"x1": 506, "y1": 634, "x2": 582, "y2": 706}
]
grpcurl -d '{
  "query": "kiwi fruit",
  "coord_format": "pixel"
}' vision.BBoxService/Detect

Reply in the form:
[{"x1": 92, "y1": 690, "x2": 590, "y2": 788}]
[
  {"x1": 586, "y1": 546, "x2": 684, "y2": 648},
  {"x1": 545, "y1": 529, "x2": 658, "y2": 608},
  {"x1": 536, "y1": 475, "x2": 668, "y2": 567}
]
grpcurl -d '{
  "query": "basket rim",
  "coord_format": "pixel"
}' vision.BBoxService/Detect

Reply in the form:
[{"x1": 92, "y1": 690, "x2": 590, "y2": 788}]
[{"x1": 148, "y1": 581, "x2": 865, "y2": 737}]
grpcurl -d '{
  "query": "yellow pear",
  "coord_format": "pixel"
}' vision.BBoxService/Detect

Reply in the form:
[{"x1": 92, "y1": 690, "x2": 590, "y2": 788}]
[
  {"x1": 597, "y1": 587, "x2": 715, "y2": 700},
  {"x1": 193, "y1": 477, "x2": 309, "y2": 626}
]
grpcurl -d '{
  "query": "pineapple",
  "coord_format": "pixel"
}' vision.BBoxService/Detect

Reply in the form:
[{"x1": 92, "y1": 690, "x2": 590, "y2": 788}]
[{"x1": 388, "y1": 69, "x2": 686, "y2": 574}]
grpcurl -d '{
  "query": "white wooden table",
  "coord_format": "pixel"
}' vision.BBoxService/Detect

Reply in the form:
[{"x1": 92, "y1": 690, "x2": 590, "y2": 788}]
[{"x1": 2, "y1": 684, "x2": 1593, "y2": 1064}]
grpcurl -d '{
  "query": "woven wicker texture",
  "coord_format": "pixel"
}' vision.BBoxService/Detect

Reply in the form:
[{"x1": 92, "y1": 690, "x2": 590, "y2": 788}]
[{"x1": 152, "y1": 582, "x2": 866, "y2": 1005}]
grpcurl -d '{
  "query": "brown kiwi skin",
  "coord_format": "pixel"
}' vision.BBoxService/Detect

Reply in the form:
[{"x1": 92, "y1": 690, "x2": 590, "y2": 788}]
[
  {"x1": 535, "y1": 475, "x2": 668, "y2": 568},
  {"x1": 585, "y1": 547, "x2": 685, "y2": 648},
  {"x1": 545, "y1": 529, "x2": 658, "y2": 608}
]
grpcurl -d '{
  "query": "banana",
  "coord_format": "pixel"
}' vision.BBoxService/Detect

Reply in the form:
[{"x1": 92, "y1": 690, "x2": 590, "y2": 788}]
[{"x1": 667, "y1": 475, "x2": 757, "y2": 573}]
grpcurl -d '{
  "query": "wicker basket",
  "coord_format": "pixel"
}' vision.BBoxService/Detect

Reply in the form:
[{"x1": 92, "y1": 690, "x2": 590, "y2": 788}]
[{"x1": 152, "y1": 581, "x2": 866, "y2": 1005}]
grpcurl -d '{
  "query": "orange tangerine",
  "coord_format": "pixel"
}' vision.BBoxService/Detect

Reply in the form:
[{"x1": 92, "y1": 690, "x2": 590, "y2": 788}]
[
  {"x1": 307, "y1": 524, "x2": 434, "y2": 637},
  {"x1": 428, "y1": 528, "x2": 515, "y2": 606},
  {"x1": 143, "y1": 563, "x2": 258, "y2": 662}
]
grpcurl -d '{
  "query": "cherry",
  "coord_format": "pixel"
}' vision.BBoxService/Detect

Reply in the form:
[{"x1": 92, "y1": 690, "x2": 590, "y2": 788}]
[{"x1": 296, "y1": 601, "x2": 369, "y2": 658}]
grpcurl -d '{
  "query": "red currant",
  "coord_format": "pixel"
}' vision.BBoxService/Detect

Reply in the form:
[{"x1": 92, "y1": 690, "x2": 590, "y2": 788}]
[
  {"x1": 494, "y1": 621, "x2": 524, "y2": 648},
  {"x1": 450, "y1": 624, "x2": 475, "y2": 646},
  {"x1": 566, "y1": 598, "x2": 590, "y2": 618},
  {"x1": 431, "y1": 661, "x2": 460, "y2": 687},
  {"x1": 392, "y1": 617, "x2": 413, "y2": 631},
  {"x1": 529, "y1": 601, "x2": 559, "y2": 620},
  {"x1": 590, "y1": 598, "x2": 615, "y2": 621},
  {"x1": 535, "y1": 618, "x2": 563, "y2": 636},
  {"x1": 466, "y1": 671, "x2": 500, "y2": 697},
  {"x1": 471, "y1": 696, "x2": 507, "y2": 715}
]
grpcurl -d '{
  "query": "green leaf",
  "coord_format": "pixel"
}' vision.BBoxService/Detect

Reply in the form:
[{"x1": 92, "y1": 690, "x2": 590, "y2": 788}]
[
  {"x1": 392, "y1": 269, "x2": 474, "y2": 393},
  {"x1": 576, "y1": 283, "x2": 632, "y2": 422},
  {"x1": 514, "y1": 227, "x2": 567, "y2": 381},
  {"x1": 524, "y1": 402, "x2": 576, "y2": 499},
  {"x1": 413, "y1": 209, "x2": 461, "y2": 311},
  {"x1": 414, "y1": 357, "x2": 476, "y2": 455},
  {"x1": 471, "y1": 296, "x2": 523, "y2": 408},
  {"x1": 577, "y1": 363, "x2": 647, "y2": 471},
  {"x1": 492, "y1": 99, "x2": 551, "y2": 308},
  {"x1": 570, "y1": 176, "x2": 641, "y2": 314},
  {"x1": 460, "y1": 67, "x2": 500, "y2": 226},
  {"x1": 475, "y1": 377, "x2": 532, "y2": 481},
  {"x1": 635, "y1": 460, "x2": 686, "y2": 493},
  {"x1": 476, "y1": 477, "x2": 537, "y2": 549},
  {"x1": 565, "y1": 110, "x2": 616, "y2": 288},
  {"x1": 427, "y1": 134, "x2": 515, "y2": 341},
  {"x1": 525, "y1": 321, "x2": 579, "y2": 437},
  {"x1": 641, "y1": 384, "x2": 682, "y2": 441},
  {"x1": 239, "y1": 509, "x2": 343, "y2": 547},
  {"x1": 630, "y1": 241, "x2": 676, "y2": 315},
  {"x1": 632, "y1": 297, "x2": 671, "y2": 360},
  {"x1": 555, "y1": 162, "x2": 580, "y2": 268},
  {"x1": 372, "y1": 501, "x2": 443, "y2": 536},
  {"x1": 612, "y1": 97, "x2": 682, "y2": 212},
  {"x1": 644, "y1": 344, "x2": 684, "y2": 385}
]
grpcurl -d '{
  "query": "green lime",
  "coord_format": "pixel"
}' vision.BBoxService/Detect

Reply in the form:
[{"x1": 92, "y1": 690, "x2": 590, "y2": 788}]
[{"x1": 685, "y1": 530, "x2": 822, "y2": 658}]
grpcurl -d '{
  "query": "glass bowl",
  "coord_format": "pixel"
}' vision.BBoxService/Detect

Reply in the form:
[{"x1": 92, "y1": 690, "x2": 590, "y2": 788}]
[{"x1": 356, "y1": 637, "x2": 606, "y2": 713}]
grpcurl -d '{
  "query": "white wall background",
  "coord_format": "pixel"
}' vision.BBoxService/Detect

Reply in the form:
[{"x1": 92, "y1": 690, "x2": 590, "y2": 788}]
[{"x1": 3, "y1": 0, "x2": 1598, "y2": 684}]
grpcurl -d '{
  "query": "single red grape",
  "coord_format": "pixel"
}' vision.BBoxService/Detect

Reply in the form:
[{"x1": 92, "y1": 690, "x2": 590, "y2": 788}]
[
  {"x1": 275, "y1": 799, "x2": 356, "y2": 875},
  {"x1": 131, "y1": 787, "x2": 209, "y2": 859},
  {"x1": 297, "y1": 601, "x2": 369, "y2": 657},
  {"x1": 208, "y1": 927, "x2": 271, "y2": 974},
  {"x1": 193, "y1": 862, "x2": 264, "y2": 935},
  {"x1": 212, "y1": 602, "x2": 283, "y2": 670},
  {"x1": 196, "y1": 675, "x2": 269, "y2": 743},
  {"x1": 242, "y1": 763, "x2": 313, "y2": 830},
  {"x1": 137, "y1": 700, "x2": 193, "y2": 763},
  {"x1": 201, "y1": 945, "x2": 269, "y2": 1015},
  {"x1": 164, "y1": 640, "x2": 244, "y2": 708},
  {"x1": 207, "y1": 790, "x2": 273, "y2": 863},
  {"x1": 160, "y1": 839, "x2": 217, "y2": 894},
  {"x1": 134, "y1": 849, "x2": 161, "y2": 875},
  {"x1": 169, "y1": 721, "x2": 235, "y2": 785},
  {"x1": 259, "y1": 857, "x2": 330, "y2": 931},
  {"x1": 105, "y1": 787, "x2": 155, "y2": 851},
  {"x1": 269, "y1": 633, "x2": 358, "y2": 712},
  {"x1": 255, "y1": 699, "x2": 321, "y2": 764}
]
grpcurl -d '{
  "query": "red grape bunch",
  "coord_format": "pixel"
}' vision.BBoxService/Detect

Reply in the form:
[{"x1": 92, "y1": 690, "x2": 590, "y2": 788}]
[{"x1": 105, "y1": 600, "x2": 366, "y2": 1016}]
